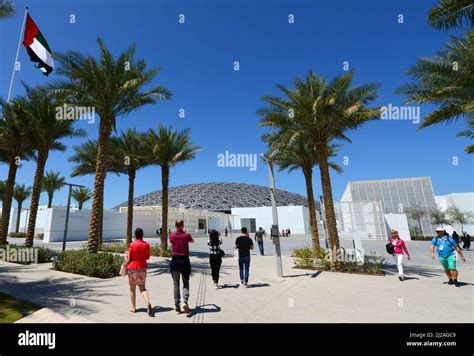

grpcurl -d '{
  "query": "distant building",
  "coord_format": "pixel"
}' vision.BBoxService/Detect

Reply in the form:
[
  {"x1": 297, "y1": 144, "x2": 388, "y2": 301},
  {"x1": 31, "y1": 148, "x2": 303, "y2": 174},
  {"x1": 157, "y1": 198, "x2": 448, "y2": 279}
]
[{"x1": 341, "y1": 177, "x2": 437, "y2": 237}]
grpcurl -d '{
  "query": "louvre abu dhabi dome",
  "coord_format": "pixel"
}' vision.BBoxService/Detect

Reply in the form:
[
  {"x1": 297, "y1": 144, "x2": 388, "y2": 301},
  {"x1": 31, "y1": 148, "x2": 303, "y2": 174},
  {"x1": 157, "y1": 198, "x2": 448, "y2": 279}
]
[{"x1": 114, "y1": 182, "x2": 311, "y2": 212}]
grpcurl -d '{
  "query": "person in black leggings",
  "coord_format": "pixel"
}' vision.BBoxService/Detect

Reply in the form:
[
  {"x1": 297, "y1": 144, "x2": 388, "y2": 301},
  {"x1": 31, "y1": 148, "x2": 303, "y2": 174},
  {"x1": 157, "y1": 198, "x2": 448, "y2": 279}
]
[{"x1": 208, "y1": 230, "x2": 223, "y2": 289}]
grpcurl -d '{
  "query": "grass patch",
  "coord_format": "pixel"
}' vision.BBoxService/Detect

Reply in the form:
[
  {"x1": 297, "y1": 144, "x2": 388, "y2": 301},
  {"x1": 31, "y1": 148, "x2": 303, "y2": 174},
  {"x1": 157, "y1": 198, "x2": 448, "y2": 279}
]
[{"x1": 0, "y1": 293, "x2": 40, "y2": 323}]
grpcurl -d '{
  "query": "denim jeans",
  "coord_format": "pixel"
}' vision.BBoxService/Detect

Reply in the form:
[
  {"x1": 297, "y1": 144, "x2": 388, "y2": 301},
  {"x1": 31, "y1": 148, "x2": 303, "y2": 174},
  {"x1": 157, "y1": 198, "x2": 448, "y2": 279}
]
[
  {"x1": 171, "y1": 270, "x2": 189, "y2": 308},
  {"x1": 257, "y1": 240, "x2": 264, "y2": 255},
  {"x1": 238, "y1": 256, "x2": 251, "y2": 283}
]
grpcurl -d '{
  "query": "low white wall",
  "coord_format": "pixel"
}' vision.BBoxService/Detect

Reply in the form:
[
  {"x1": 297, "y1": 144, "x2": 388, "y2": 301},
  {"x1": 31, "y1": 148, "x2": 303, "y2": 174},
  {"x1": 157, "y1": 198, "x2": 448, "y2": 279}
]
[
  {"x1": 384, "y1": 213, "x2": 411, "y2": 240},
  {"x1": 231, "y1": 206, "x2": 309, "y2": 235},
  {"x1": 44, "y1": 207, "x2": 158, "y2": 242}
]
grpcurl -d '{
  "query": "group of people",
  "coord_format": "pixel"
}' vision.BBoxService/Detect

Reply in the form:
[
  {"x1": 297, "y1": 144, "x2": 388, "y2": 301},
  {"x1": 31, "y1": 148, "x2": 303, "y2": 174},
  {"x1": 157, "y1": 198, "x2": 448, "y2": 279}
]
[
  {"x1": 388, "y1": 227, "x2": 467, "y2": 287},
  {"x1": 451, "y1": 231, "x2": 471, "y2": 250},
  {"x1": 124, "y1": 221, "x2": 258, "y2": 317},
  {"x1": 280, "y1": 228, "x2": 291, "y2": 237}
]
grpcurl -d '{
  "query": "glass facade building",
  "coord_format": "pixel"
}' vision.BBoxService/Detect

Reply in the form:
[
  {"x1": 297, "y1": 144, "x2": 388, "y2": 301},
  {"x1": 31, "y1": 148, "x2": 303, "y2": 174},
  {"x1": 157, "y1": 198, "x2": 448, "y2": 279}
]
[{"x1": 341, "y1": 177, "x2": 437, "y2": 236}]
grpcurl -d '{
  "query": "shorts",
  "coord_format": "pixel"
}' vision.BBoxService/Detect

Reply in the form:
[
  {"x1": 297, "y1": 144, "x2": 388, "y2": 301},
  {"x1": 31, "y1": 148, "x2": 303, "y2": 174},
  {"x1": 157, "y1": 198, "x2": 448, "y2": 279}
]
[
  {"x1": 438, "y1": 255, "x2": 456, "y2": 271},
  {"x1": 128, "y1": 268, "x2": 147, "y2": 286}
]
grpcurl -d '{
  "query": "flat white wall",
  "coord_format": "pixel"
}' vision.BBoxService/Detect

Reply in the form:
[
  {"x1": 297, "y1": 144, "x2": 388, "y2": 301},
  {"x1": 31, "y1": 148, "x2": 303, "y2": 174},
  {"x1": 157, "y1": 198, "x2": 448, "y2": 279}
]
[
  {"x1": 43, "y1": 207, "x2": 159, "y2": 242},
  {"x1": 383, "y1": 213, "x2": 411, "y2": 240},
  {"x1": 4, "y1": 207, "x2": 48, "y2": 234},
  {"x1": 231, "y1": 206, "x2": 309, "y2": 234}
]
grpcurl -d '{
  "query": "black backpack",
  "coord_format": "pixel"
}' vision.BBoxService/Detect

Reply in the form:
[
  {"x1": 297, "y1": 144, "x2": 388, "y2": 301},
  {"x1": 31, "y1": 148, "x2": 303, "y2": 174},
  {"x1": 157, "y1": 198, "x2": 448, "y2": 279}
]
[{"x1": 386, "y1": 242, "x2": 395, "y2": 255}]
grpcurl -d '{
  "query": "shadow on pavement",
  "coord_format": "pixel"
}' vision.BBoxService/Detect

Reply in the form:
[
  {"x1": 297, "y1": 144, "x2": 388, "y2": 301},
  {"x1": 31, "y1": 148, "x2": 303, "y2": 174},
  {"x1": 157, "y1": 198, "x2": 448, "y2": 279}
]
[
  {"x1": 189, "y1": 303, "x2": 221, "y2": 317},
  {"x1": 383, "y1": 265, "x2": 443, "y2": 278},
  {"x1": 0, "y1": 264, "x2": 120, "y2": 316},
  {"x1": 442, "y1": 281, "x2": 474, "y2": 287},
  {"x1": 247, "y1": 283, "x2": 270, "y2": 288},
  {"x1": 219, "y1": 284, "x2": 240, "y2": 289}
]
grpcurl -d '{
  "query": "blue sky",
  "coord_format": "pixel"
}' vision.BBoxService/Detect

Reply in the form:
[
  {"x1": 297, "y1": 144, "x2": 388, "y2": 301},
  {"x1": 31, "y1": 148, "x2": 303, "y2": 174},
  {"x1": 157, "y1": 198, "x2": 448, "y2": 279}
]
[{"x1": 0, "y1": 0, "x2": 472, "y2": 209}]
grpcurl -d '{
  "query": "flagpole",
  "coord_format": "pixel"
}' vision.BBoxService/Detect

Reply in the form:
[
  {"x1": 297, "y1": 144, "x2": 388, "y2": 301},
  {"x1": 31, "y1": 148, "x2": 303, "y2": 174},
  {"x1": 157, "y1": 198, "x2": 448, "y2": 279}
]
[{"x1": 7, "y1": 7, "x2": 28, "y2": 103}]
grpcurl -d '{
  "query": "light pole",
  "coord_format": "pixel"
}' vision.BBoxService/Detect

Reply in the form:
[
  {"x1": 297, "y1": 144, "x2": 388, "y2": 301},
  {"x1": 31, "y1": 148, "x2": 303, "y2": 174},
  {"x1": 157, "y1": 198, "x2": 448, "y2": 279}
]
[
  {"x1": 261, "y1": 154, "x2": 283, "y2": 278},
  {"x1": 62, "y1": 183, "x2": 85, "y2": 252}
]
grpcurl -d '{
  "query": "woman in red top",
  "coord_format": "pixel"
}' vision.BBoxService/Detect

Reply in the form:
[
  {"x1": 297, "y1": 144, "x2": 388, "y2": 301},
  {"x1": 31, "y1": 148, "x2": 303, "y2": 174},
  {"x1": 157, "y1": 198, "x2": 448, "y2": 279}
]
[{"x1": 126, "y1": 228, "x2": 153, "y2": 316}]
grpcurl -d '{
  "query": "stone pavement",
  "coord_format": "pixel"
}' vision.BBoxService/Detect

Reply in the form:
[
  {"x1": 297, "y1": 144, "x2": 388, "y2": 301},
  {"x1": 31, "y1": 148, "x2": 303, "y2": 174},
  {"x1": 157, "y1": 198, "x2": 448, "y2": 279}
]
[{"x1": 0, "y1": 242, "x2": 472, "y2": 323}]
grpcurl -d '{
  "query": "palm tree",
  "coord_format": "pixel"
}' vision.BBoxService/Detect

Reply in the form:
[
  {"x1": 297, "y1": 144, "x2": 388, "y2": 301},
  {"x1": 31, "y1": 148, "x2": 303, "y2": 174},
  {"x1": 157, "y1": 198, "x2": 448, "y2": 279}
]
[
  {"x1": 0, "y1": 100, "x2": 34, "y2": 244},
  {"x1": 42, "y1": 170, "x2": 65, "y2": 208},
  {"x1": 428, "y1": 0, "x2": 473, "y2": 30},
  {"x1": 55, "y1": 38, "x2": 171, "y2": 253},
  {"x1": 457, "y1": 117, "x2": 474, "y2": 153},
  {"x1": 144, "y1": 125, "x2": 200, "y2": 255},
  {"x1": 0, "y1": 179, "x2": 5, "y2": 204},
  {"x1": 397, "y1": 33, "x2": 474, "y2": 153},
  {"x1": 20, "y1": 85, "x2": 85, "y2": 248},
  {"x1": 258, "y1": 70, "x2": 380, "y2": 269},
  {"x1": 109, "y1": 129, "x2": 150, "y2": 245},
  {"x1": 71, "y1": 187, "x2": 92, "y2": 210},
  {"x1": 0, "y1": 0, "x2": 15, "y2": 19},
  {"x1": 68, "y1": 139, "x2": 113, "y2": 245},
  {"x1": 13, "y1": 184, "x2": 31, "y2": 233},
  {"x1": 264, "y1": 130, "x2": 342, "y2": 253}
]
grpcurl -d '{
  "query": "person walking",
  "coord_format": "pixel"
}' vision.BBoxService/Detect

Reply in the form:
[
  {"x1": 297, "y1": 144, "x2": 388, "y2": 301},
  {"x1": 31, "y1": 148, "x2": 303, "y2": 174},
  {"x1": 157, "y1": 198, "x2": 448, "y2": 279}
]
[
  {"x1": 463, "y1": 233, "x2": 471, "y2": 251},
  {"x1": 126, "y1": 228, "x2": 153, "y2": 316},
  {"x1": 431, "y1": 227, "x2": 466, "y2": 287},
  {"x1": 254, "y1": 227, "x2": 265, "y2": 256},
  {"x1": 389, "y1": 230, "x2": 411, "y2": 281},
  {"x1": 208, "y1": 229, "x2": 223, "y2": 289},
  {"x1": 452, "y1": 231, "x2": 460, "y2": 245},
  {"x1": 169, "y1": 219, "x2": 194, "y2": 314},
  {"x1": 235, "y1": 227, "x2": 254, "y2": 287},
  {"x1": 224, "y1": 226, "x2": 228, "y2": 237}
]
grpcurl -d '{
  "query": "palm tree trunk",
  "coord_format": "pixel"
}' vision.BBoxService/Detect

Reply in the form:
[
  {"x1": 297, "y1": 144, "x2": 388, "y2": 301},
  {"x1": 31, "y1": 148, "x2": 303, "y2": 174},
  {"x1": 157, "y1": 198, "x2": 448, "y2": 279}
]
[
  {"x1": 78, "y1": 202, "x2": 83, "y2": 210},
  {"x1": 87, "y1": 121, "x2": 113, "y2": 253},
  {"x1": 47, "y1": 193, "x2": 53, "y2": 209},
  {"x1": 317, "y1": 146, "x2": 341, "y2": 271},
  {"x1": 303, "y1": 167, "x2": 320, "y2": 253},
  {"x1": 126, "y1": 169, "x2": 136, "y2": 246},
  {"x1": 418, "y1": 219, "x2": 423, "y2": 237},
  {"x1": 25, "y1": 151, "x2": 48, "y2": 248},
  {"x1": 160, "y1": 165, "x2": 169, "y2": 255},
  {"x1": 0, "y1": 159, "x2": 18, "y2": 243},
  {"x1": 15, "y1": 201, "x2": 23, "y2": 233}
]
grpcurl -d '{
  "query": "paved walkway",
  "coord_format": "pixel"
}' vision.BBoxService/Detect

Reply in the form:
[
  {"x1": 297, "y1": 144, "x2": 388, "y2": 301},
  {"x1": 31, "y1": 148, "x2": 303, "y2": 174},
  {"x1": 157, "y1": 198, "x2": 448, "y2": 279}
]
[{"x1": 1, "y1": 244, "x2": 472, "y2": 323}]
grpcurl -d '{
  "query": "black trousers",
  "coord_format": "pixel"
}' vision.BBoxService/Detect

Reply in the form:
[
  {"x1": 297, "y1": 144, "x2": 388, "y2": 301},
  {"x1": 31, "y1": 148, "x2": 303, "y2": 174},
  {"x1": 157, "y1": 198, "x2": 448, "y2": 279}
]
[{"x1": 209, "y1": 255, "x2": 222, "y2": 284}]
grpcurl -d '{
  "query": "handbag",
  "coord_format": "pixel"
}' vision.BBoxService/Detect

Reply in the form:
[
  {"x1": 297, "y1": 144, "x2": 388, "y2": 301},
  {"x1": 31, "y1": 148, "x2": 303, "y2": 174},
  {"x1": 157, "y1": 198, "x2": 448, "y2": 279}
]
[
  {"x1": 119, "y1": 261, "x2": 128, "y2": 276},
  {"x1": 219, "y1": 249, "x2": 225, "y2": 258}
]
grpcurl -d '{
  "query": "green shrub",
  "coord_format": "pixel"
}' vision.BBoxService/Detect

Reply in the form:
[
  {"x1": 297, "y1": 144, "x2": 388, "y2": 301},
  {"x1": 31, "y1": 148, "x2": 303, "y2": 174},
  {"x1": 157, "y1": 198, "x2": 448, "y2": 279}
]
[
  {"x1": 36, "y1": 233, "x2": 44, "y2": 240},
  {"x1": 99, "y1": 242, "x2": 128, "y2": 253},
  {"x1": 292, "y1": 246, "x2": 316, "y2": 269},
  {"x1": 151, "y1": 244, "x2": 172, "y2": 257},
  {"x1": 36, "y1": 247, "x2": 54, "y2": 263},
  {"x1": 8, "y1": 232, "x2": 25, "y2": 238},
  {"x1": 53, "y1": 249, "x2": 124, "y2": 278},
  {"x1": 292, "y1": 246, "x2": 385, "y2": 275}
]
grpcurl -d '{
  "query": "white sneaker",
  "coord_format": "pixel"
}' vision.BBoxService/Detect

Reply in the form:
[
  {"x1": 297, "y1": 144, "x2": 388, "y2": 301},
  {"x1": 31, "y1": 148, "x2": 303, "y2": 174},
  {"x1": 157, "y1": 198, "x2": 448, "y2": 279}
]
[{"x1": 214, "y1": 283, "x2": 219, "y2": 290}]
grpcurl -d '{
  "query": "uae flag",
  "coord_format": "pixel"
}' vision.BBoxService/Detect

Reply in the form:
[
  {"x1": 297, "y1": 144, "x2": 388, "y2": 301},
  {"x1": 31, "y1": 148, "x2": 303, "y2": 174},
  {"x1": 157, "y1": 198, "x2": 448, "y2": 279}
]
[{"x1": 22, "y1": 14, "x2": 54, "y2": 76}]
